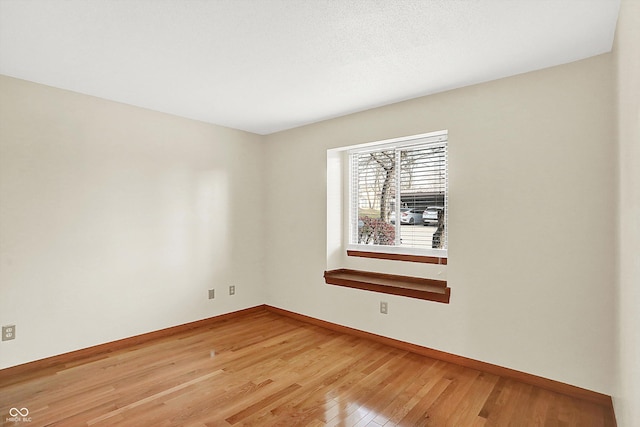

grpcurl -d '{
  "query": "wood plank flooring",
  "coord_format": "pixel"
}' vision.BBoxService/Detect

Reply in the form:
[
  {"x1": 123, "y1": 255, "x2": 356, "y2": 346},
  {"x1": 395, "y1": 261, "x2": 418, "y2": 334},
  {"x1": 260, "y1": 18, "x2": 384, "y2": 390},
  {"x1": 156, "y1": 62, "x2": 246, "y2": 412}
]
[{"x1": 0, "y1": 309, "x2": 616, "y2": 426}]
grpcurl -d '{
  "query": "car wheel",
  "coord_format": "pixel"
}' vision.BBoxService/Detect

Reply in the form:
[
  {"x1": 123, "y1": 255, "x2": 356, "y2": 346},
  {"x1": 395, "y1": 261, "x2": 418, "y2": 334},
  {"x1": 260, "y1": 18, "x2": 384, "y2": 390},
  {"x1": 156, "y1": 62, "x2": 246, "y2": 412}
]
[{"x1": 409, "y1": 218, "x2": 414, "y2": 224}]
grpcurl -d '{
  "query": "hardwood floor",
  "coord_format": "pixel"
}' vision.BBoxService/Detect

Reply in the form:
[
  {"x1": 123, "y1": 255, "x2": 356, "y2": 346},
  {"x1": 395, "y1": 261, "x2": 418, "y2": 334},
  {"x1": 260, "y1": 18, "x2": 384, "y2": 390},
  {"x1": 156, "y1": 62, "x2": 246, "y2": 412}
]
[{"x1": 0, "y1": 309, "x2": 616, "y2": 426}]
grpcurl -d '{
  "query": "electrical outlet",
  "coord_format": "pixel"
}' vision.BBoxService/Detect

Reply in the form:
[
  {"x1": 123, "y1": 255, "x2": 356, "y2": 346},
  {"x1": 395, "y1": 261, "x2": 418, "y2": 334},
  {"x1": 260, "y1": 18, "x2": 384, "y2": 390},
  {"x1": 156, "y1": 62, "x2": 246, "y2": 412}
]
[
  {"x1": 380, "y1": 301, "x2": 388, "y2": 314},
  {"x1": 229, "y1": 285, "x2": 235, "y2": 295},
  {"x1": 208, "y1": 289, "x2": 215, "y2": 300},
  {"x1": 2, "y1": 325, "x2": 16, "y2": 341}
]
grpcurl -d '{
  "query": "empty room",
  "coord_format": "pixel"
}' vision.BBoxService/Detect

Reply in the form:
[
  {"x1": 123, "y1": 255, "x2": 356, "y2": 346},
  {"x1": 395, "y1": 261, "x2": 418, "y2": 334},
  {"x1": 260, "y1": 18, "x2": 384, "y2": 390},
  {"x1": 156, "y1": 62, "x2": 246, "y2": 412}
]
[{"x1": 0, "y1": 0, "x2": 638, "y2": 426}]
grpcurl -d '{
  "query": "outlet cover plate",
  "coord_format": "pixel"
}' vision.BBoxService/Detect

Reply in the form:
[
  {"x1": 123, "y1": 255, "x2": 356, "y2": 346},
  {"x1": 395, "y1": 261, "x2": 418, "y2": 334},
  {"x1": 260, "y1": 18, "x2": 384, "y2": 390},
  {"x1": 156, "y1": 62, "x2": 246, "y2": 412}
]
[
  {"x1": 2, "y1": 325, "x2": 16, "y2": 341},
  {"x1": 380, "y1": 302, "x2": 388, "y2": 314}
]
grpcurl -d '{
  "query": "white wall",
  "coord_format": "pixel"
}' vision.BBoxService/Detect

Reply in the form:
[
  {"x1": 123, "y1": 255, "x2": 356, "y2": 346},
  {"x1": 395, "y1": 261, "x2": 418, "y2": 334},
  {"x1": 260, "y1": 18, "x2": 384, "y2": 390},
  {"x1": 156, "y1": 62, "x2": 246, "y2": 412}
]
[
  {"x1": 264, "y1": 54, "x2": 616, "y2": 395},
  {"x1": 0, "y1": 76, "x2": 265, "y2": 369},
  {"x1": 614, "y1": 0, "x2": 640, "y2": 425}
]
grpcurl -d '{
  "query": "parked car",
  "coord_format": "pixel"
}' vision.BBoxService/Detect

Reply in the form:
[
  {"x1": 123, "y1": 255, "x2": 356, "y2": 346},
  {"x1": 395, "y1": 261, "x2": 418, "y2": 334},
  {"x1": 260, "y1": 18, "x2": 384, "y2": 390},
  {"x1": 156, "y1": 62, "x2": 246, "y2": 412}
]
[
  {"x1": 390, "y1": 208, "x2": 424, "y2": 225},
  {"x1": 423, "y1": 206, "x2": 444, "y2": 225}
]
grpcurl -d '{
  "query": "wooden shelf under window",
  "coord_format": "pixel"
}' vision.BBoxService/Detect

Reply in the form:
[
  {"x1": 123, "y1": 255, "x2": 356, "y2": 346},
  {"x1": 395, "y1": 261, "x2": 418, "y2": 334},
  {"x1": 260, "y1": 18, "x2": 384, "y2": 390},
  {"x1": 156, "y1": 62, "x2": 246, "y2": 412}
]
[{"x1": 324, "y1": 269, "x2": 450, "y2": 303}]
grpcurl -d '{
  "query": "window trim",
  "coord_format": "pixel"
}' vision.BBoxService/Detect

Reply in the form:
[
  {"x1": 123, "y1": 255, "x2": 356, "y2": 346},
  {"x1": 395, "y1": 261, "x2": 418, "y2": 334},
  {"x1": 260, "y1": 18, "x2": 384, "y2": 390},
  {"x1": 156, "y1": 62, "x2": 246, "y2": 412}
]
[
  {"x1": 346, "y1": 249, "x2": 447, "y2": 265},
  {"x1": 347, "y1": 130, "x2": 448, "y2": 259}
]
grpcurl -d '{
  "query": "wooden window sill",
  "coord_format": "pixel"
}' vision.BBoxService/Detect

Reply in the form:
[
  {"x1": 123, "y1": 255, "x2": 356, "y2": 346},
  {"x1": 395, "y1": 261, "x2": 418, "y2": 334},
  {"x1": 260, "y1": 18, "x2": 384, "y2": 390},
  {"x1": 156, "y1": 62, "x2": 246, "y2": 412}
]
[
  {"x1": 324, "y1": 269, "x2": 450, "y2": 303},
  {"x1": 347, "y1": 250, "x2": 447, "y2": 265}
]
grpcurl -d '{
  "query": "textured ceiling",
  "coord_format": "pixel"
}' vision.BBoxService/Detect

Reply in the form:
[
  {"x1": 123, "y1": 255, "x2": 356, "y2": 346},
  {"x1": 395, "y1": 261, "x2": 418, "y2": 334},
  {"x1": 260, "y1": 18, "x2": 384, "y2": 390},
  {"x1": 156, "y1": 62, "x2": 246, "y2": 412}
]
[{"x1": 0, "y1": 0, "x2": 621, "y2": 135}]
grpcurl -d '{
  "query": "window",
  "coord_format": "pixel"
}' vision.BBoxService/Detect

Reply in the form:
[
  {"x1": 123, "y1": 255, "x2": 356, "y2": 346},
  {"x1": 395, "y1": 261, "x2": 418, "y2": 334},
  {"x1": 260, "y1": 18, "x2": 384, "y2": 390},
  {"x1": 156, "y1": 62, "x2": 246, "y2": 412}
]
[{"x1": 348, "y1": 131, "x2": 448, "y2": 258}]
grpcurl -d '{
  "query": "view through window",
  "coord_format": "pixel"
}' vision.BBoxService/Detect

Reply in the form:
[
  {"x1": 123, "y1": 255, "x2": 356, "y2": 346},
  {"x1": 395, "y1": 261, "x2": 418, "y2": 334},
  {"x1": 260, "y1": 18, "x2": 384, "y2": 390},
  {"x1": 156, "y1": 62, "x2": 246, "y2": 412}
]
[{"x1": 349, "y1": 132, "x2": 447, "y2": 256}]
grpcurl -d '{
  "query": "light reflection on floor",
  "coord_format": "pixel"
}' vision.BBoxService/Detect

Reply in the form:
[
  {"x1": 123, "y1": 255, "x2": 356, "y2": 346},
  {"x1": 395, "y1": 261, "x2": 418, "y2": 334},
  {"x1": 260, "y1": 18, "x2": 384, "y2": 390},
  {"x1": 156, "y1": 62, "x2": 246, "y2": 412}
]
[{"x1": 324, "y1": 395, "x2": 384, "y2": 426}]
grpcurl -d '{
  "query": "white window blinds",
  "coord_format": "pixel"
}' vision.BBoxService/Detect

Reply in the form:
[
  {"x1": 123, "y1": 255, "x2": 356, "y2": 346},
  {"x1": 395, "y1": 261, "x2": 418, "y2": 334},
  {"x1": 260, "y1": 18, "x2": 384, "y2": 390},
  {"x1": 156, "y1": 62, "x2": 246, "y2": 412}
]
[{"x1": 349, "y1": 132, "x2": 447, "y2": 255}]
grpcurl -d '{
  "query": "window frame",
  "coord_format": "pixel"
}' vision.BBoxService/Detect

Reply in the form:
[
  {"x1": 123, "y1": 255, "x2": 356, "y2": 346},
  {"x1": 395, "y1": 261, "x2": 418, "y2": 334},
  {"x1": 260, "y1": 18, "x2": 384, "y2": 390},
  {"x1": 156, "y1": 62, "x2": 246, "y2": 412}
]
[{"x1": 346, "y1": 130, "x2": 448, "y2": 260}]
